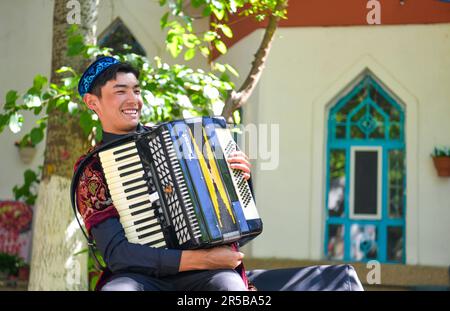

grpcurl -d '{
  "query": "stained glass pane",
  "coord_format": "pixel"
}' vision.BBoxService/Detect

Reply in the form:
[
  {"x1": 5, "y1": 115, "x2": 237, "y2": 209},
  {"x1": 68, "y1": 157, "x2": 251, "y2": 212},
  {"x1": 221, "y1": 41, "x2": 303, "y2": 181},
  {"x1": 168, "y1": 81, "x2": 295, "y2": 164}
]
[
  {"x1": 388, "y1": 149, "x2": 405, "y2": 218},
  {"x1": 389, "y1": 123, "x2": 401, "y2": 140},
  {"x1": 328, "y1": 150, "x2": 345, "y2": 217},
  {"x1": 350, "y1": 224, "x2": 378, "y2": 260},
  {"x1": 370, "y1": 83, "x2": 401, "y2": 122},
  {"x1": 387, "y1": 226, "x2": 404, "y2": 262},
  {"x1": 337, "y1": 86, "x2": 367, "y2": 120},
  {"x1": 335, "y1": 125, "x2": 346, "y2": 139},
  {"x1": 98, "y1": 18, "x2": 146, "y2": 56},
  {"x1": 369, "y1": 124, "x2": 385, "y2": 139},
  {"x1": 350, "y1": 125, "x2": 364, "y2": 139},
  {"x1": 327, "y1": 224, "x2": 344, "y2": 260},
  {"x1": 350, "y1": 106, "x2": 366, "y2": 122}
]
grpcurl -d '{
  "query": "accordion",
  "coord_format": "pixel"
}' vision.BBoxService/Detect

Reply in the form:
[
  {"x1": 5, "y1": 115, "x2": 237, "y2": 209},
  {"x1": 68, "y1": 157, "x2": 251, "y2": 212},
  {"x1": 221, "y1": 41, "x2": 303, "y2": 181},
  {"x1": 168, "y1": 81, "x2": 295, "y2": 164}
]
[{"x1": 95, "y1": 117, "x2": 262, "y2": 249}]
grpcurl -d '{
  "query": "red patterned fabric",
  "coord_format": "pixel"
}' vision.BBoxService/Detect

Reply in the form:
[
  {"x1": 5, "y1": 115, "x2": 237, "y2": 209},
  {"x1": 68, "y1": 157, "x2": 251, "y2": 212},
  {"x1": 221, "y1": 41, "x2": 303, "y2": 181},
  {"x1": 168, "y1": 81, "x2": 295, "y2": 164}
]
[{"x1": 74, "y1": 149, "x2": 119, "y2": 234}]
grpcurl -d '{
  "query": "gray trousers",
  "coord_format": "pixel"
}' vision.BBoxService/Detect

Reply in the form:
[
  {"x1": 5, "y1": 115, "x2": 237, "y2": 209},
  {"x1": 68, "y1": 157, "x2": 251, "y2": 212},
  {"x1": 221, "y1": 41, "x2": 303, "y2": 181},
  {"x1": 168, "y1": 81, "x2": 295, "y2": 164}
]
[{"x1": 101, "y1": 269, "x2": 248, "y2": 291}]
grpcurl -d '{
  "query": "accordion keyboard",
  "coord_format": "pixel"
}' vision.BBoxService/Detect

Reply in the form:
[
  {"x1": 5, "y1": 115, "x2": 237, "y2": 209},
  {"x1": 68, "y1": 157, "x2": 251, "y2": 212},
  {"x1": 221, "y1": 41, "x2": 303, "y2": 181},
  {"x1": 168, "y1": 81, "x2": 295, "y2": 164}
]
[{"x1": 99, "y1": 141, "x2": 167, "y2": 248}]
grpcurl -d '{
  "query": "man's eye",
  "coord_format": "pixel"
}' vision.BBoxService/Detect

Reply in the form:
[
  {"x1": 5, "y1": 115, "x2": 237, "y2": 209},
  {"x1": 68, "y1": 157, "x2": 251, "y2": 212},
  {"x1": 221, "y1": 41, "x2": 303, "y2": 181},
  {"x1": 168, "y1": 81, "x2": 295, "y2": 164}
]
[
  {"x1": 134, "y1": 90, "x2": 141, "y2": 95},
  {"x1": 116, "y1": 91, "x2": 125, "y2": 94}
]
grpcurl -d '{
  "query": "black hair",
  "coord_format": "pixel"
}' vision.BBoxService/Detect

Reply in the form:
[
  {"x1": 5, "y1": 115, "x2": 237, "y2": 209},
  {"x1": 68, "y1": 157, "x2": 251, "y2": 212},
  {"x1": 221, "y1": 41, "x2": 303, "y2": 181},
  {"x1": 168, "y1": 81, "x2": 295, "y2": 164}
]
[{"x1": 88, "y1": 62, "x2": 140, "y2": 98}]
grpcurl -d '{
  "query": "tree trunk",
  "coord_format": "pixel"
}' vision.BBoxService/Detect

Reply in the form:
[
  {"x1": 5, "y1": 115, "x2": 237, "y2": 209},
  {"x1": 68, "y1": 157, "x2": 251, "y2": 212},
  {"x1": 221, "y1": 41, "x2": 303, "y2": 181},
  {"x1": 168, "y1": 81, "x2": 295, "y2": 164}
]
[
  {"x1": 221, "y1": 0, "x2": 288, "y2": 121},
  {"x1": 28, "y1": 0, "x2": 99, "y2": 290}
]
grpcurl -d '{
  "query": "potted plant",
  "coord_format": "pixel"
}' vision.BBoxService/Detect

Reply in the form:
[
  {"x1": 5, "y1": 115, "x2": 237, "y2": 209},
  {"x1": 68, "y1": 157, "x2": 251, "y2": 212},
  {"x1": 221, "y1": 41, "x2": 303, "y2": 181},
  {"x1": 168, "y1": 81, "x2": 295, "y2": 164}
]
[
  {"x1": 431, "y1": 146, "x2": 450, "y2": 177},
  {"x1": 14, "y1": 138, "x2": 37, "y2": 164},
  {"x1": 0, "y1": 253, "x2": 19, "y2": 280},
  {"x1": 16, "y1": 258, "x2": 30, "y2": 281}
]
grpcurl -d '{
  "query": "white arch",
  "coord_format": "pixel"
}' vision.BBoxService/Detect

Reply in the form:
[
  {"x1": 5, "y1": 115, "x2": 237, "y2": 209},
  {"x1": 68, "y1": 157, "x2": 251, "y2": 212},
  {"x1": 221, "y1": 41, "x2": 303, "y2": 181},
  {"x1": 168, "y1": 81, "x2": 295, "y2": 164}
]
[{"x1": 309, "y1": 54, "x2": 419, "y2": 264}]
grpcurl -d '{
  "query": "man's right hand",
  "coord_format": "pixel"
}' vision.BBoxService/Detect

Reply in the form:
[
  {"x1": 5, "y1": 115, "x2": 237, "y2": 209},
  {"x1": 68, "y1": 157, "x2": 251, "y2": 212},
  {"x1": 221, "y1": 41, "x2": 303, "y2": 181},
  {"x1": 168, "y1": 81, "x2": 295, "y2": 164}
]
[{"x1": 179, "y1": 246, "x2": 244, "y2": 272}]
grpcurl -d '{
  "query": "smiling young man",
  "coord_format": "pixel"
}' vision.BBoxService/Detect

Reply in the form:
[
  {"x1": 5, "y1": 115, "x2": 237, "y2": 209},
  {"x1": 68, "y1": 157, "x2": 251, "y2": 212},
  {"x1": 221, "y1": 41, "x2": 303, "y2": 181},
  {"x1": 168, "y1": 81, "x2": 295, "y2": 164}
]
[{"x1": 74, "y1": 56, "x2": 254, "y2": 291}]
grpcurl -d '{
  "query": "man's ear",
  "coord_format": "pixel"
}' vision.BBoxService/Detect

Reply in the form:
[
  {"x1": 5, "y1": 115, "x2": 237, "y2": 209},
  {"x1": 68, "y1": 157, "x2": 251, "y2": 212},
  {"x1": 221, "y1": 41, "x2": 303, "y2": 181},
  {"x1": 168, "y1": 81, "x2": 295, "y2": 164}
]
[{"x1": 83, "y1": 93, "x2": 99, "y2": 112}]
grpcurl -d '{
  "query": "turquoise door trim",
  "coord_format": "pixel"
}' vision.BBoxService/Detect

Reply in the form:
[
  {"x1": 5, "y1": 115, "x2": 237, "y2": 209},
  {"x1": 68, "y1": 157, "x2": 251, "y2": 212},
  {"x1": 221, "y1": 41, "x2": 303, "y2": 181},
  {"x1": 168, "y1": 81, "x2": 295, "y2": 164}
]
[{"x1": 324, "y1": 75, "x2": 406, "y2": 264}]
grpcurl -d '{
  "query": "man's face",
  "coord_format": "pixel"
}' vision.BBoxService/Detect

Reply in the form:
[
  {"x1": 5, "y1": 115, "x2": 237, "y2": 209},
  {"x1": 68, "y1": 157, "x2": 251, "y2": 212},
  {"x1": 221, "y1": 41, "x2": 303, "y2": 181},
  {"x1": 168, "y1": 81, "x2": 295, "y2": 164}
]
[{"x1": 86, "y1": 72, "x2": 143, "y2": 134}]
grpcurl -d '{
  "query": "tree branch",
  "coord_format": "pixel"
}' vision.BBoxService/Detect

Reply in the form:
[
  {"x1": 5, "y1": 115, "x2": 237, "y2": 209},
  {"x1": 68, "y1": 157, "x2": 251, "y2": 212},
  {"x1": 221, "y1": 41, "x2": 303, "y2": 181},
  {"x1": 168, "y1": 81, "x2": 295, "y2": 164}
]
[{"x1": 221, "y1": 0, "x2": 288, "y2": 122}]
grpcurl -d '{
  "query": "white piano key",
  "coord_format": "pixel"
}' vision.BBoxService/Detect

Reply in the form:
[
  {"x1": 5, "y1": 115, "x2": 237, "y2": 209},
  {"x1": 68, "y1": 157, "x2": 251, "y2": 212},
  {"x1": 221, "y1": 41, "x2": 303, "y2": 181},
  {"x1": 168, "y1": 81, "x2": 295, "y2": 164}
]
[
  {"x1": 99, "y1": 142, "x2": 136, "y2": 156},
  {"x1": 116, "y1": 203, "x2": 154, "y2": 218},
  {"x1": 110, "y1": 185, "x2": 149, "y2": 200},
  {"x1": 128, "y1": 233, "x2": 162, "y2": 245},
  {"x1": 104, "y1": 171, "x2": 144, "y2": 186},
  {"x1": 101, "y1": 155, "x2": 140, "y2": 169},
  {"x1": 110, "y1": 192, "x2": 156, "y2": 209},
  {"x1": 107, "y1": 178, "x2": 146, "y2": 192},
  {"x1": 125, "y1": 227, "x2": 164, "y2": 243},
  {"x1": 120, "y1": 212, "x2": 157, "y2": 229},
  {"x1": 125, "y1": 223, "x2": 161, "y2": 239},
  {"x1": 99, "y1": 150, "x2": 138, "y2": 166},
  {"x1": 103, "y1": 161, "x2": 142, "y2": 175},
  {"x1": 123, "y1": 219, "x2": 159, "y2": 235},
  {"x1": 103, "y1": 164, "x2": 144, "y2": 179}
]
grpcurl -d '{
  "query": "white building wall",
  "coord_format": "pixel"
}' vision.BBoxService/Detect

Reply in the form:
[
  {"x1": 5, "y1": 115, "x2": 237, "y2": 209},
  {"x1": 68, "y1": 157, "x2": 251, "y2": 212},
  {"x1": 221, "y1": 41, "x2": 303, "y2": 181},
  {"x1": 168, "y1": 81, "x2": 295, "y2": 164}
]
[
  {"x1": 219, "y1": 24, "x2": 450, "y2": 266},
  {"x1": 0, "y1": 0, "x2": 209, "y2": 200}
]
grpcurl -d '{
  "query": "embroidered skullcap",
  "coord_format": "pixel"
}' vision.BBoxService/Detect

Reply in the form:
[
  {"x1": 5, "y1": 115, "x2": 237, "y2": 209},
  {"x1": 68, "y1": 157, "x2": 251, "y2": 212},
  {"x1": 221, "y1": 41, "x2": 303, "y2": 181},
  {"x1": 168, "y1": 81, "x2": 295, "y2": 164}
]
[{"x1": 78, "y1": 56, "x2": 120, "y2": 97}]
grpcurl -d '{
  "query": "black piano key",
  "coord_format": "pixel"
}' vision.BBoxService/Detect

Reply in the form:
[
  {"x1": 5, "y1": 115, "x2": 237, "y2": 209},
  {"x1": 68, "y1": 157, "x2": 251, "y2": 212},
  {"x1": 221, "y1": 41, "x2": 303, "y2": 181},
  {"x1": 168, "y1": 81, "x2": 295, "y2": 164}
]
[
  {"x1": 143, "y1": 237, "x2": 166, "y2": 247},
  {"x1": 134, "y1": 215, "x2": 157, "y2": 226},
  {"x1": 138, "y1": 229, "x2": 163, "y2": 240},
  {"x1": 131, "y1": 206, "x2": 155, "y2": 216},
  {"x1": 122, "y1": 176, "x2": 145, "y2": 187},
  {"x1": 113, "y1": 145, "x2": 136, "y2": 155},
  {"x1": 118, "y1": 161, "x2": 141, "y2": 171},
  {"x1": 120, "y1": 168, "x2": 143, "y2": 178},
  {"x1": 124, "y1": 183, "x2": 147, "y2": 193},
  {"x1": 116, "y1": 152, "x2": 139, "y2": 162},
  {"x1": 129, "y1": 199, "x2": 151, "y2": 209},
  {"x1": 126, "y1": 190, "x2": 150, "y2": 200},
  {"x1": 136, "y1": 220, "x2": 160, "y2": 232}
]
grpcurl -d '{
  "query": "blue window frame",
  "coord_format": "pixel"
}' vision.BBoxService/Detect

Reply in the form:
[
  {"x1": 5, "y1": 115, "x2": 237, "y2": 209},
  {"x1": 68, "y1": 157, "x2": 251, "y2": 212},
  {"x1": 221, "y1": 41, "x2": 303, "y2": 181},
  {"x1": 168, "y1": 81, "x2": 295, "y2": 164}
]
[{"x1": 325, "y1": 75, "x2": 406, "y2": 263}]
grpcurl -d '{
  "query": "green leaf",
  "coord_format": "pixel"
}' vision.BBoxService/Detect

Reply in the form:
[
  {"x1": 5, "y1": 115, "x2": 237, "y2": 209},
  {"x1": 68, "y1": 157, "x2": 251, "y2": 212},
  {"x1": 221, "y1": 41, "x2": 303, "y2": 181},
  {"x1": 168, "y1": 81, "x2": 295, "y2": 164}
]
[
  {"x1": 5, "y1": 90, "x2": 19, "y2": 110},
  {"x1": 184, "y1": 48, "x2": 196, "y2": 61},
  {"x1": 67, "y1": 34, "x2": 85, "y2": 56},
  {"x1": 79, "y1": 111, "x2": 93, "y2": 135},
  {"x1": 214, "y1": 40, "x2": 227, "y2": 54},
  {"x1": 198, "y1": 4, "x2": 210, "y2": 17},
  {"x1": 212, "y1": 8, "x2": 225, "y2": 20},
  {"x1": 9, "y1": 113, "x2": 23, "y2": 133},
  {"x1": 160, "y1": 12, "x2": 169, "y2": 29},
  {"x1": 55, "y1": 66, "x2": 75, "y2": 74},
  {"x1": 24, "y1": 169, "x2": 37, "y2": 186},
  {"x1": 203, "y1": 31, "x2": 216, "y2": 42},
  {"x1": 225, "y1": 64, "x2": 239, "y2": 77},
  {"x1": 220, "y1": 24, "x2": 233, "y2": 38},
  {"x1": 33, "y1": 75, "x2": 47, "y2": 91},
  {"x1": 30, "y1": 127, "x2": 44, "y2": 145}
]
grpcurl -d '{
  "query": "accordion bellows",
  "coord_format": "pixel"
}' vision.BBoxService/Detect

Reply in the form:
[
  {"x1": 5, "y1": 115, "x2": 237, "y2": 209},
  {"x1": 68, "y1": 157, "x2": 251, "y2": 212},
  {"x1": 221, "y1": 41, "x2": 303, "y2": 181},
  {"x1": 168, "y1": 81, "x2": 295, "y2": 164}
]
[{"x1": 98, "y1": 117, "x2": 263, "y2": 249}]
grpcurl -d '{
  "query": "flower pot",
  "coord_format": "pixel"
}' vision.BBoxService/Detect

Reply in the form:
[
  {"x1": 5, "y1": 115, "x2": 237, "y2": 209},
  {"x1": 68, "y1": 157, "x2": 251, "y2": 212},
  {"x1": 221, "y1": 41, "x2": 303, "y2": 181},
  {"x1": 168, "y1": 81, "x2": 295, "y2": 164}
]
[
  {"x1": 432, "y1": 156, "x2": 450, "y2": 177},
  {"x1": 18, "y1": 266, "x2": 29, "y2": 281},
  {"x1": 18, "y1": 146, "x2": 36, "y2": 164}
]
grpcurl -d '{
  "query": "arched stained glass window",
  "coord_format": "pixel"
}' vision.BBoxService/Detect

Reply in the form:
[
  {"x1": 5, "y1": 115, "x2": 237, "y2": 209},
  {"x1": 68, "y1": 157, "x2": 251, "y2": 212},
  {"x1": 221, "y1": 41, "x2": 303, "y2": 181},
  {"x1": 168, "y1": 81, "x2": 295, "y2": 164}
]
[
  {"x1": 329, "y1": 76, "x2": 404, "y2": 141},
  {"x1": 98, "y1": 18, "x2": 146, "y2": 56},
  {"x1": 325, "y1": 74, "x2": 406, "y2": 264}
]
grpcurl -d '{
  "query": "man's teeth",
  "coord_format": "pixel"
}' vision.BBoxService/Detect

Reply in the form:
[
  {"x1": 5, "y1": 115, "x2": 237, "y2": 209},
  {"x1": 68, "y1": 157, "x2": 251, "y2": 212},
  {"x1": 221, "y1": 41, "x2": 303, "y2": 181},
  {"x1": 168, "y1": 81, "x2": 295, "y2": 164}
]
[{"x1": 122, "y1": 109, "x2": 137, "y2": 114}]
